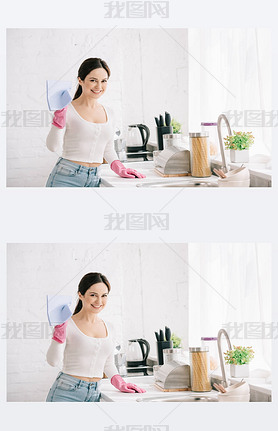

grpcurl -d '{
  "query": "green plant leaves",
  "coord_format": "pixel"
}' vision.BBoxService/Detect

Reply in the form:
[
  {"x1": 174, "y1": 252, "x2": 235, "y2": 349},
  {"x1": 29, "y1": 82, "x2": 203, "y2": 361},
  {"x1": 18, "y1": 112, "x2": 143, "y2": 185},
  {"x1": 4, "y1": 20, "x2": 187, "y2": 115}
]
[
  {"x1": 224, "y1": 345, "x2": 255, "y2": 365},
  {"x1": 224, "y1": 131, "x2": 254, "y2": 151},
  {"x1": 171, "y1": 118, "x2": 182, "y2": 134},
  {"x1": 171, "y1": 333, "x2": 182, "y2": 348}
]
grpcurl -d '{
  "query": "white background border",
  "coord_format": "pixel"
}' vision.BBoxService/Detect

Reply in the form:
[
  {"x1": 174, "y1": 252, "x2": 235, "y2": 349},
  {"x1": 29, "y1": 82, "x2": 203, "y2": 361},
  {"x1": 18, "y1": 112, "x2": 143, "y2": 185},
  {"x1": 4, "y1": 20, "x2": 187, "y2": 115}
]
[{"x1": 1, "y1": 0, "x2": 278, "y2": 429}]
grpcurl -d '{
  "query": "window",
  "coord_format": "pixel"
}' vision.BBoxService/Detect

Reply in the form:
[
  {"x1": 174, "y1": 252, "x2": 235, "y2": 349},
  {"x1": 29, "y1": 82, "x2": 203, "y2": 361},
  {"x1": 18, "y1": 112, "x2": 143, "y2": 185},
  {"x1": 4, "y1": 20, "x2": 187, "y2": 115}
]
[
  {"x1": 188, "y1": 29, "x2": 272, "y2": 156},
  {"x1": 188, "y1": 243, "x2": 271, "y2": 371}
]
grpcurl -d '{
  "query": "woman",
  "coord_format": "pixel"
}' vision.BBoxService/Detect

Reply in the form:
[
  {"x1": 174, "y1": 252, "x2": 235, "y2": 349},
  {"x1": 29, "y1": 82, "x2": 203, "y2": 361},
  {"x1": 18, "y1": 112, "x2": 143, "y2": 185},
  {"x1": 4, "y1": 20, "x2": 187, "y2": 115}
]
[
  {"x1": 46, "y1": 272, "x2": 145, "y2": 402},
  {"x1": 45, "y1": 58, "x2": 145, "y2": 187}
]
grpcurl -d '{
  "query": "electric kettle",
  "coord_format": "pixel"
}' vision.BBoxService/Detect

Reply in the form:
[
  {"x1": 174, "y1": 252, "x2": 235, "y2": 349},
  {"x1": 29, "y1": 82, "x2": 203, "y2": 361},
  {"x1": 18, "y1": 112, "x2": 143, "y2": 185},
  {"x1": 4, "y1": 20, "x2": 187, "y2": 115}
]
[
  {"x1": 126, "y1": 338, "x2": 150, "y2": 368},
  {"x1": 126, "y1": 124, "x2": 150, "y2": 154}
]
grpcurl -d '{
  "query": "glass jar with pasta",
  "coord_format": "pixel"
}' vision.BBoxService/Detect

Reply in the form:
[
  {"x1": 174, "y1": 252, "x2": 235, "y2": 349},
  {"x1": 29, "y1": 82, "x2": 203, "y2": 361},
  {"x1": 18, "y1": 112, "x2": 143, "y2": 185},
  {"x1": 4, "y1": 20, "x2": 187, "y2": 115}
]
[
  {"x1": 189, "y1": 132, "x2": 211, "y2": 177},
  {"x1": 189, "y1": 347, "x2": 212, "y2": 392}
]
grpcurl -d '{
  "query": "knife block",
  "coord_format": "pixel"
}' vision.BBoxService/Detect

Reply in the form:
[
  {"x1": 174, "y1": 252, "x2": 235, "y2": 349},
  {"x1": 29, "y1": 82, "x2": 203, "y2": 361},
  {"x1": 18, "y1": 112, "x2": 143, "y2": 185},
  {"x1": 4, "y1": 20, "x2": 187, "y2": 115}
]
[
  {"x1": 156, "y1": 126, "x2": 173, "y2": 150},
  {"x1": 156, "y1": 340, "x2": 173, "y2": 365}
]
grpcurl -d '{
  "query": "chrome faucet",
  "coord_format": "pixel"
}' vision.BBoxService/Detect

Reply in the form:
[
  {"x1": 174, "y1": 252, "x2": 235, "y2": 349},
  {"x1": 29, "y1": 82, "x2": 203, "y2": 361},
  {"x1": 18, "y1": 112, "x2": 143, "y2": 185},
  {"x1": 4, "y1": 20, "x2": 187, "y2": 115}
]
[
  {"x1": 217, "y1": 328, "x2": 232, "y2": 388},
  {"x1": 217, "y1": 114, "x2": 232, "y2": 173}
]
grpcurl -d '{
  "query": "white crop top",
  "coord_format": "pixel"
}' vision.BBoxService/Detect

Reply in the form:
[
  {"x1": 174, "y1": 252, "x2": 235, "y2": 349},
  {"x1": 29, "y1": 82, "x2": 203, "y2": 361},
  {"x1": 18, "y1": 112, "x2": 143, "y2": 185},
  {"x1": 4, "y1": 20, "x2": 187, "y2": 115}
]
[
  {"x1": 46, "y1": 318, "x2": 118, "y2": 379},
  {"x1": 46, "y1": 103, "x2": 119, "y2": 164}
]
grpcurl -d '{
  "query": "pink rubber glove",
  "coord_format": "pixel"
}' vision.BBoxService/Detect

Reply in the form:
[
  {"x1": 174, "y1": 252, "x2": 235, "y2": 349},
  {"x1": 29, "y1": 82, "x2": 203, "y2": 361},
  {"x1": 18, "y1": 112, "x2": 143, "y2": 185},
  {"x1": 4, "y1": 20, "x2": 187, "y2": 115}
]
[
  {"x1": 110, "y1": 160, "x2": 146, "y2": 179},
  {"x1": 111, "y1": 374, "x2": 146, "y2": 393},
  {"x1": 52, "y1": 321, "x2": 68, "y2": 344},
  {"x1": 52, "y1": 106, "x2": 67, "y2": 129}
]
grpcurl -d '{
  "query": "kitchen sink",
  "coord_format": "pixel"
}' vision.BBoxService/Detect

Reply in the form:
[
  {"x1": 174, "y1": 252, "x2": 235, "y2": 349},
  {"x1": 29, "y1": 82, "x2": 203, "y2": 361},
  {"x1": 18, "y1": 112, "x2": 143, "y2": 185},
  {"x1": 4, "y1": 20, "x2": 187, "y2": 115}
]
[
  {"x1": 136, "y1": 180, "x2": 218, "y2": 188},
  {"x1": 136, "y1": 394, "x2": 218, "y2": 402}
]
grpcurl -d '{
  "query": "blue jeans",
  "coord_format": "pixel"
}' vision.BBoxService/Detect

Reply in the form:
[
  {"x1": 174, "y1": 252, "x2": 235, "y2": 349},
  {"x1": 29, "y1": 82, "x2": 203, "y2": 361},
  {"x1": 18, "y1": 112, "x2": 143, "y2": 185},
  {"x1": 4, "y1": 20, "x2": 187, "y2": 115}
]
[
  {"x1": 45, "y1": 158, "x2": 101, "y2": 187},
  {"x1": 46, "y1": 372, "x2": 101, "y2": 402}
]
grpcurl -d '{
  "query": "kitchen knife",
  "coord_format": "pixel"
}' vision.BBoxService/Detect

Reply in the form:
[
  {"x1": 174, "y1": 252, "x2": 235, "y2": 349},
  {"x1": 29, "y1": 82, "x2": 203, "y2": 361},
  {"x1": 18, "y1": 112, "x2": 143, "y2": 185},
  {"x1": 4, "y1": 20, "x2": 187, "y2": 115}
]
[
  {"x1": 165, "y1": 326, "x2": 171, "y2": 341},
  {"x1": 159, "y1": 115, "x2": 164, "y2": 127},
  {"x1": 159, "y1": 329, "x2": 165, "y2": 341},
  {"x1": 155, "y1": 331, "x2": 160, "y2": 342},
  {"x1": 165, "y1": 112, "x2": 171, "y2": 127},
  {"x1": 154, "y1": 117, "x2": 160, "y2": 127}
]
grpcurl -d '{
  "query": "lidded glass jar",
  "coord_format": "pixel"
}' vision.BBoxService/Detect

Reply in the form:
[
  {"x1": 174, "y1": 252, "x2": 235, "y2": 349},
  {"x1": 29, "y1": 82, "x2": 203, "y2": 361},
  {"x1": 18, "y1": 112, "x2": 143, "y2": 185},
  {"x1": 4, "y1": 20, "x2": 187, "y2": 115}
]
[
  {"x1": 189, "y1": 347, "x2": 212, "y2": 392},
  {"x1": 163, "y1": 133, "x2": 182, "y2": 149},
  {"x1": 201, "y1": 337, "x2": 219, "y2": 372},
  {"x1": 163, "y1": 348, "x2": 182, "y2": 364},
  {"x1": 189, "y1": 132, "x2": 211, "y2": 177},
  {"x1": 201, "y1": 122, "x2": 219, "y2": 158}
]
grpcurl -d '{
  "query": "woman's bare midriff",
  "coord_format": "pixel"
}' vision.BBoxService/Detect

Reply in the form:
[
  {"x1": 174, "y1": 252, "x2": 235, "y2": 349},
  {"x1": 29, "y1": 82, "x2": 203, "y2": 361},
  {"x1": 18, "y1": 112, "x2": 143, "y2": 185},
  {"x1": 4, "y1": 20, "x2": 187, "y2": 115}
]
[
  {"x1": 68, "y1": 374, "x2": 102, "y2": 382},
  {"x1": 68, "y1": 160, "x2": 101, "y2": 168}
]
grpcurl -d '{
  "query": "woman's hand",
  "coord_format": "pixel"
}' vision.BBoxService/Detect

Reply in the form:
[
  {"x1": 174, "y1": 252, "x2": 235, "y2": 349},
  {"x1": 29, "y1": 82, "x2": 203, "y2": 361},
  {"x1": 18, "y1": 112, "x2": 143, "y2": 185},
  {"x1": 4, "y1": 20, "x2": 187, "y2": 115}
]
[
  {"x1": 111, "y1": 374, "x2": 146, "y2": 393},
  {"x1": 110, "y1": 160, "x2": 146, "y2": 179},
  {"x1": 52, "y1": 321, "x2": 68, "y2": 344},
  {"x1": 52, "y1": 106, "x2": 68, "y2": 129}
]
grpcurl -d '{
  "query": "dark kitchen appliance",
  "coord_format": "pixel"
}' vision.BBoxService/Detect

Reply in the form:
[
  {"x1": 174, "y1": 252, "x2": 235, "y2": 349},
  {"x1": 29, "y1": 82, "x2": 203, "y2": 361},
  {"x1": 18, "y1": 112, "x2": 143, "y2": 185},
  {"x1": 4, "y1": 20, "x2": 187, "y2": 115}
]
[
  {"x1": 126, "y1": 338, "x2": 150, "y2": 374},
  {"x1": 126, "y1": 124, "x2": 151, "y2": 161}
]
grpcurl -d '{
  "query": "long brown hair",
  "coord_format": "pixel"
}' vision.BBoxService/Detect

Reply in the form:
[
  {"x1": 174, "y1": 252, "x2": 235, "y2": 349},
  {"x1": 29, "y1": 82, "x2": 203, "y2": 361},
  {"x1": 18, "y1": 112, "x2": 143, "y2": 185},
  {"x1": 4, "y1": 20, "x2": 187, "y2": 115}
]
[
  {"x1": 73, "y1": 272, "x2": 111, "y2": 315},
  {"x1": 73, "y1": 58, "x2": 111, "y2": 100}
]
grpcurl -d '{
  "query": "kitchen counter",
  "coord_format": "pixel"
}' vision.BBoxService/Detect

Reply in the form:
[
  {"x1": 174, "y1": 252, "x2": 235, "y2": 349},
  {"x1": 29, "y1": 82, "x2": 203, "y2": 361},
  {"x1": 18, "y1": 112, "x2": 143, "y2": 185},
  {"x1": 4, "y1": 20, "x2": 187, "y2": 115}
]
[
  {"x1": 99, "y1": 375, "x2": 218, "y2": 402},
  {"x1": 99, "y1": 161, "x2": 219, "y2": 188}
]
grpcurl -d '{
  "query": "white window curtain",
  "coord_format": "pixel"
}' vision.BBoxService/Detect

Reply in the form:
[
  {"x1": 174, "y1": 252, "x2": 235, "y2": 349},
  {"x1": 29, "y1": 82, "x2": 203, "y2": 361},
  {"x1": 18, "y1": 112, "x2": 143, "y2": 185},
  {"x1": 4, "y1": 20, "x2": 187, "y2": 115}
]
[
  {"x1": 188, "y1": 28, "x2": 272, "y2": 156},
  {"x1": 188, "y1": 243, "x2": 271, "y2": 371}
]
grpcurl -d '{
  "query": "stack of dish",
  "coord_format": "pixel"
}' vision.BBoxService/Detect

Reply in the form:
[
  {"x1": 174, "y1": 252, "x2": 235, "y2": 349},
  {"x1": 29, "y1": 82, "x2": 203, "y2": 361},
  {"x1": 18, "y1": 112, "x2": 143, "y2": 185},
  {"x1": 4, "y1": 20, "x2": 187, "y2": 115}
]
[
  {"x1": 217, "y1": 166, "x2": 250, "y2": 187},
  {"x1": 217, "y1": 381, "x2": 250, "y2": 402}
]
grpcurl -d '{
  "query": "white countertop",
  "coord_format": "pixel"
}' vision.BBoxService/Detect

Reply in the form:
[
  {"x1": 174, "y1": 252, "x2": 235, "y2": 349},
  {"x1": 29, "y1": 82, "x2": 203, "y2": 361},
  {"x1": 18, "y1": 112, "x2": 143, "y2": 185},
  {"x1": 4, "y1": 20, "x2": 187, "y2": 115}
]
[
  {"x1": 99, "y1": 161, "x2": 219, "y2": 188},
  {"x1": 99, "y1": 373, "x2": 272, "y2": 402},
  {"x1": 99, "y1": 375, "x2": 218, "y2": 402}
]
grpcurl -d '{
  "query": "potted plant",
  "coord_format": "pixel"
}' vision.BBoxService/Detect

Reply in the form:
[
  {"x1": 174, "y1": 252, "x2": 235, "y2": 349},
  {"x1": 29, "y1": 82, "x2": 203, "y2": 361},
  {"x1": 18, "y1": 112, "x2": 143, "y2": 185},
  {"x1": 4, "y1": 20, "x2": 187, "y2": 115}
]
[
  {"x1": 171, "y1": 118, "x2": 182, "y2": 134},
  {"x1": 224, "y1": 345, "x2": 254, "y2": 378},
  {"x1": 224, "y1": 131, "x2": 254, "y2": 163},
  {"x1": 167, "y1": 118, "x2": 182, "y2": 148},
  {"x1": 171, "y1": 333, "x2": 182, "y2": 348}
]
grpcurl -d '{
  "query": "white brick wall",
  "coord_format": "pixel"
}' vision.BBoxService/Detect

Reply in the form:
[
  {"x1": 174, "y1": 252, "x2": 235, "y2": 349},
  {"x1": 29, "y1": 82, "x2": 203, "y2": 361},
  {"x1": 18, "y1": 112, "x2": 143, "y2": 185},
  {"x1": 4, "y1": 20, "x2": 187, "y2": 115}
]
[
  {"x1": 7, "y1": 243, "x2": 188, "y2": 401},
  {"x1": 6, "y1": 28, "x2": 188, "y2": 187}
]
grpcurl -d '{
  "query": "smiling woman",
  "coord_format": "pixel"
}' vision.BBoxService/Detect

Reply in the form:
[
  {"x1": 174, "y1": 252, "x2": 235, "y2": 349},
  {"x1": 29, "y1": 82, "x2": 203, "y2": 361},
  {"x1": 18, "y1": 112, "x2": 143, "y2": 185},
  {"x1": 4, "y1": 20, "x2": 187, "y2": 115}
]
[
  {"x1": 46, "y1": 272, "x2": 145, "y2": 402},
  {"x1": 45, "y1": 58, "x2": 145, "y2": 187}
]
